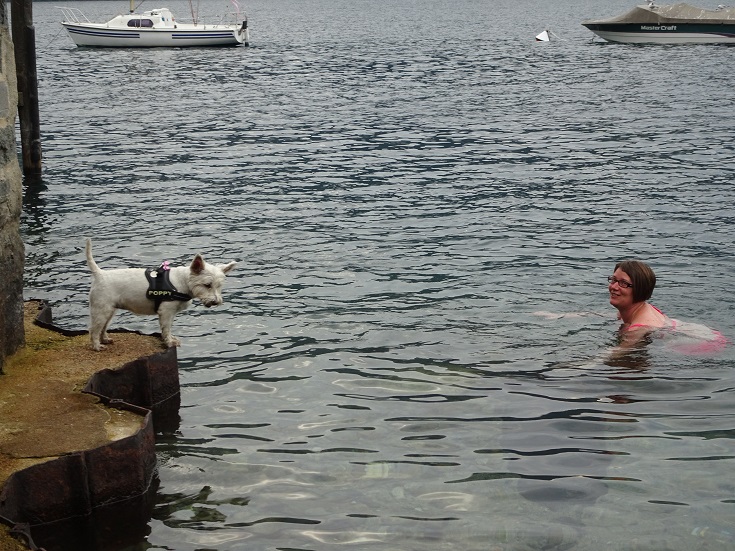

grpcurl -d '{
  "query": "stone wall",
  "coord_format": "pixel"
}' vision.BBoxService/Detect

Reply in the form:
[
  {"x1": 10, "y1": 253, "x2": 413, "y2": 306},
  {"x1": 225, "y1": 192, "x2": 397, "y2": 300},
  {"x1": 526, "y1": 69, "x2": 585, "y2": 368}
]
[{"x1": 0, "y1": 3, "x2": 24, "y2": 373}]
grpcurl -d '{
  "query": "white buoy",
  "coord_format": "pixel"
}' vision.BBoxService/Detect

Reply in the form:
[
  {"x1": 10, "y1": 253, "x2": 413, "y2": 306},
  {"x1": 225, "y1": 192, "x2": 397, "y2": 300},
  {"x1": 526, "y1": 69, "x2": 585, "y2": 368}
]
[{"x1": 535, "y1": 30, "x2": 550, "y2": 42}]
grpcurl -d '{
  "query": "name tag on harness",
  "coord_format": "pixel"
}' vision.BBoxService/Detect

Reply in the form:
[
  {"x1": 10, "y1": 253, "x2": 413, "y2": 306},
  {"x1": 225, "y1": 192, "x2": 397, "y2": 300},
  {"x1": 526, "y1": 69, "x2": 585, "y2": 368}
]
[{"x1": 145, "y1": 264, "x2": 191, "y2": 310}]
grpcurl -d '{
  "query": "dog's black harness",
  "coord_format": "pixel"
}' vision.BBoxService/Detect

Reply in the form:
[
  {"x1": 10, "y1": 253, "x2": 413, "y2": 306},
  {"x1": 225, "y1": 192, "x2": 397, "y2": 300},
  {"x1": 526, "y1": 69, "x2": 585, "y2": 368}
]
[{"x1": 145, "y1": 262, "x2": 192, "y2": 311}]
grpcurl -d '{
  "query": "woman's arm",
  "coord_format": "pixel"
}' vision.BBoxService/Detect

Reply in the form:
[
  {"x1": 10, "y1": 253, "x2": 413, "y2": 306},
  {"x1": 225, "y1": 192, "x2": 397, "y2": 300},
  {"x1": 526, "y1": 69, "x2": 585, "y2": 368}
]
[{"x1": 533, "y1": 311, "x2": 607, "y2": 320}]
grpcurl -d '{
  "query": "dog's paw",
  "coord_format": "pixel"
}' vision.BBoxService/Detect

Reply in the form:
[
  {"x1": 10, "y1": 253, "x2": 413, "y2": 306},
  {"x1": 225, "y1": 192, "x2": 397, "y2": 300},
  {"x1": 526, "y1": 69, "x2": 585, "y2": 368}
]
[
  {"x1": 165, "y1": 336, "x2": 182, "y2": 348},
  {"x1": 91, "y1": 343, "x2": 107, "y2": 351}
]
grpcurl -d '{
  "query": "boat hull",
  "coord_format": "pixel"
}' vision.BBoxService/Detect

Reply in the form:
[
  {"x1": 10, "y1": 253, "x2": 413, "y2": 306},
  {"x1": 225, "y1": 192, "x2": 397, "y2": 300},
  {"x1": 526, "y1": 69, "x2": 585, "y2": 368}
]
[
  {"x1": 583, "y1": 22, "x2": 735, "y2": 44},
  {"x1": 61, "y1": 23, "x2": 249, "y2": 47},
  {"x1": 582, "y1": 3, "x2": 735, "y2": 44}
]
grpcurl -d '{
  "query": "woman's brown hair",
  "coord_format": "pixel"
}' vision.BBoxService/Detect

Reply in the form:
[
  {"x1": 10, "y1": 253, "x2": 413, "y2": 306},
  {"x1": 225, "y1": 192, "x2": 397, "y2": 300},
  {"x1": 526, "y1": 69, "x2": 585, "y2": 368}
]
[{"x1": 614, "y1": 260, "x2": 656, "y2": 303}]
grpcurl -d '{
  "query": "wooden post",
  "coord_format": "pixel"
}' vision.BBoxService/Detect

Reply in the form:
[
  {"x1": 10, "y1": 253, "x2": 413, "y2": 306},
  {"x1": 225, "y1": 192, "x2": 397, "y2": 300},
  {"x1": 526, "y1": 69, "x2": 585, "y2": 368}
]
[{"x1": 10, "y1": 0, "x2": 42, "y2": 178}]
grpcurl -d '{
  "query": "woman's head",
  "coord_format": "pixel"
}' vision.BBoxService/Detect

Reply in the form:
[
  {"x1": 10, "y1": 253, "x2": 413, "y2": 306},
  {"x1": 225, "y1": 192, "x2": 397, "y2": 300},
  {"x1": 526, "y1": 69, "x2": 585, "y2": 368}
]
[{"x1": 613, "y1": 260, "x2": 656, "y2": 303}]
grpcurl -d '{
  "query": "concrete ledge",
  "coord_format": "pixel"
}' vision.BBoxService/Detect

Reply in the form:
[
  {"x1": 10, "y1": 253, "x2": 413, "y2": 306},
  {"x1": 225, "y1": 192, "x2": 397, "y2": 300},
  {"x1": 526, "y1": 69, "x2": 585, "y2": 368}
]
[{"x1": 0, "y1": 301, "x2": 180, "y2": 550}]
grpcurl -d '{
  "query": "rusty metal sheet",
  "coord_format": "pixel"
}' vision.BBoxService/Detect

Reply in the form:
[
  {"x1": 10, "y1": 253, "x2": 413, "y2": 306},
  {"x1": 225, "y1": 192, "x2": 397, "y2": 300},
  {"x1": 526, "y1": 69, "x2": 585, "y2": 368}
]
[{"x1": 0, "y1": 302, "x2": 181, "y2": 550}]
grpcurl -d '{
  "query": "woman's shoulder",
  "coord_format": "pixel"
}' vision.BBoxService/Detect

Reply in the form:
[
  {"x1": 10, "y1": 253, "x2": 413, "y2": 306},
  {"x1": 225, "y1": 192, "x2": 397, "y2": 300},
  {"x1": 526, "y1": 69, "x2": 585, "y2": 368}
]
[
  {"x1": 649, "y1": 304, "x2": 665, "y2": 316},
  {"x1": 625, "y1": 303, "x2": 669, "y2": 331}
]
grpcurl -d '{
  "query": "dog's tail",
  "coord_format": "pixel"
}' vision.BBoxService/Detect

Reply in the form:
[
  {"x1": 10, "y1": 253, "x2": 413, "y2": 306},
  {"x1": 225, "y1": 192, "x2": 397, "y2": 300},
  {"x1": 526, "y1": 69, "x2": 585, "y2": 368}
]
[{"x1": 85, "y1": 238, "x2": 102, "y2": 274}]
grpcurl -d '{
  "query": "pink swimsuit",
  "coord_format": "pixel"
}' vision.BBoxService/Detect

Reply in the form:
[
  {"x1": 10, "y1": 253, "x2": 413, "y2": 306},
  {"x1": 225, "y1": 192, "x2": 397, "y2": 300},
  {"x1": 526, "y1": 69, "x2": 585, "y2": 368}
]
[
  {"x1": 626, "y1": 305, "x2": 727, "y2": 354},
  {"x1": 626, "y1": 305, "x2": 674, "y2": 331}
]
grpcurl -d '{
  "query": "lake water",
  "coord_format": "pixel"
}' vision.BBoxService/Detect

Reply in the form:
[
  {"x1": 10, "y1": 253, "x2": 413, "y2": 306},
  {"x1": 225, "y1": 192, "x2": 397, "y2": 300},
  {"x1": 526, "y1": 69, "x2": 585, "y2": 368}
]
[{"x1": 19, "y1": 0, "x2": 735, "y2": 549}]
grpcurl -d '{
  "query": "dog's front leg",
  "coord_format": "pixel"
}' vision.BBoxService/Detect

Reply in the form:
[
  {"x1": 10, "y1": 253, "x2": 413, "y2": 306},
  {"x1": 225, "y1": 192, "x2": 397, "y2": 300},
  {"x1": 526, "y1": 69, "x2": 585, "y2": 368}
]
[{"x1": 158, "y1": 307, "x2": 181, "y2": 348}]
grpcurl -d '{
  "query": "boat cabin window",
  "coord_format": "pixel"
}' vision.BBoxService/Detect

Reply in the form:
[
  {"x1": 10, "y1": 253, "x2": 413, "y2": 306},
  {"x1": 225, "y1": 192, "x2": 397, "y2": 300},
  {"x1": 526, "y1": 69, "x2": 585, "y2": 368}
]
[{"x1": 128, "y1": 18, "x2": 154, "y2": 28}]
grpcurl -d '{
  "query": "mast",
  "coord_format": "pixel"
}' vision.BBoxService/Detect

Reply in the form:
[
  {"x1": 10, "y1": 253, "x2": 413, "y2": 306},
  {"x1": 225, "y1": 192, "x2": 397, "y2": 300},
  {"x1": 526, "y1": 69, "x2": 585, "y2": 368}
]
[{"x1": 188, "y1": 0, "x2": 198, "y2": 25}]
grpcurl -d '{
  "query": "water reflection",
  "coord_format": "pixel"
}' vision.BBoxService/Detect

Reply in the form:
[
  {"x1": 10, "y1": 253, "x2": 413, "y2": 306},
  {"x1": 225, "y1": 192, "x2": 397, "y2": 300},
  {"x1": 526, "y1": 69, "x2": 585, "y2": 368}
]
[
  {"x1": 603, "y1": 337, "x2": 654, "y2": 372},
  {"x1": 21, "y1": 177, "x2": 49, "y2": 236},
  {"x1": 153, "y1": 485, "x2": 251, "y2": 529}
]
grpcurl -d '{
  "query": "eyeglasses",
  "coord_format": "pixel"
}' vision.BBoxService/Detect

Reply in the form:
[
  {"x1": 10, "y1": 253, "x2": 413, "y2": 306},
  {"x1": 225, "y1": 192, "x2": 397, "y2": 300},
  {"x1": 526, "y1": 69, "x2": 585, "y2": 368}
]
[{"x1": 607, "y1": 276, "x2": 633, "y2": 289}]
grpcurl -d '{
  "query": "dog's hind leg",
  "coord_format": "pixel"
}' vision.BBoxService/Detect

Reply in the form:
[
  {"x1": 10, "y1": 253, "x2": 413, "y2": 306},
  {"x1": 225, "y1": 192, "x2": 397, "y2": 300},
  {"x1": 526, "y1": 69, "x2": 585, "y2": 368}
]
[
  {"x1": 100, "y1": 313, "x2": 115, "y2": 345},
  {"x1": 90, "y1": 305, "x2": 116, "y2": 351}
]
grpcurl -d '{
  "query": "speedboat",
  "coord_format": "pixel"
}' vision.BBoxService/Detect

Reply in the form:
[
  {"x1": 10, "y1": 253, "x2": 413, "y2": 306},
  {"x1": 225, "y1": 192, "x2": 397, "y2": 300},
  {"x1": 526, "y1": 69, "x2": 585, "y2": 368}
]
[
  {"x1": 582, "y1": 2, "x2": 735, "y2": 44},
  {"x1": 58, "y1": 1, "x2": 249, "y2": 48}
]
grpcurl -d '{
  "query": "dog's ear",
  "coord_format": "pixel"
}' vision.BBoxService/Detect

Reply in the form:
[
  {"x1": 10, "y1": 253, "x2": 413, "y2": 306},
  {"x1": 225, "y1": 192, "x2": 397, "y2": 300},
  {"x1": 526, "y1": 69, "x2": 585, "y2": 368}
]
[
  {"x1": 219, "y1": 261, "x2": 236, "y2": 275},
  {"x1": 190, "y1": 254, "x2": 206, "y2": 274}
]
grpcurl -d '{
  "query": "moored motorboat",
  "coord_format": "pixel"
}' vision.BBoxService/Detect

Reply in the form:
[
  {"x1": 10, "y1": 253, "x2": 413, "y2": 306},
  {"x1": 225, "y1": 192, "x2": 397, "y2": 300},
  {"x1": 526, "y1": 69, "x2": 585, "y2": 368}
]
[
  {"x1": 58, "y1": 0, "x2": 249, "y2": 48},
  {"x1": 582, "y1": 2, "x2": 735, "y2": 44}
]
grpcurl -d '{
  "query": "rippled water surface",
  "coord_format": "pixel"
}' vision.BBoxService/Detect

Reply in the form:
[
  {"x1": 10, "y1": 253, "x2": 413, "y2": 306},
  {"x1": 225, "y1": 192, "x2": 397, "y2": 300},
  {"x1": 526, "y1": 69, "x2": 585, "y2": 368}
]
[{"x1": 20, "y1": 0, "x2": 735, "y2": 549}]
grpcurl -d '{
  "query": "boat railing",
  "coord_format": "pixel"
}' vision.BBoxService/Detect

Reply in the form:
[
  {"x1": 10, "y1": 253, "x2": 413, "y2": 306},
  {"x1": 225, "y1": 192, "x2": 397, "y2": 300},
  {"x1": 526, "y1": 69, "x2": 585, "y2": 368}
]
[
  {"x1": 56, "y1": 6, "x2": 92, "y2": 24},
  {"x1": 175, "y1": 11, "x2": 244, "y2": 27}
]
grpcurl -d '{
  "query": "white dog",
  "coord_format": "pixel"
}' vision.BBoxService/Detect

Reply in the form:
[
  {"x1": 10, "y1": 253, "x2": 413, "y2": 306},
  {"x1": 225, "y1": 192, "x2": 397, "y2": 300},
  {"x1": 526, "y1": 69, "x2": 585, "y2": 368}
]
[{"x1": 86, "y1": 239, "x2": 236, "y2": 351}]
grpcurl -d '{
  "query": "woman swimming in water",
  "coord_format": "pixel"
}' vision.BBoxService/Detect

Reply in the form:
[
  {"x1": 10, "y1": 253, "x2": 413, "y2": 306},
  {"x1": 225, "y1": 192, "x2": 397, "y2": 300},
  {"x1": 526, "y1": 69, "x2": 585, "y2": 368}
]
[
  {"x1": 536, "y1": 260, "x2": 726, "y2": 355},
  {"x1": 609, "y1": 260, "x2": 726, "y2": 353},
  {"x1": 609, "y1": 260, "x2": 671, "y2": 332}
]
